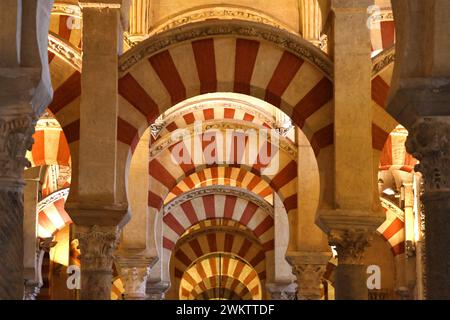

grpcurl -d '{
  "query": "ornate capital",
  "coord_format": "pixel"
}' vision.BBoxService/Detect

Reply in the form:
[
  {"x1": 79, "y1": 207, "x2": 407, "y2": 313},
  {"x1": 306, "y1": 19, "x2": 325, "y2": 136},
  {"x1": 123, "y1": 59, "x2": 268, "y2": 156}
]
[
  {"x1": 75, "y1": 225, "x2": 120, "y2": 272},
  {"x1": 286, "y1": 252, "x2": 330, "y2": 300},
  {"x1": 0, "y1": 115, "x2": 35, "y2": 181},
  {"x1": 406, "y1": 119, "x2": 450, "y2": 193},
  {"x1": 291, "y1": 264, "x2": 326, "y2": 300},
  {"x1": 328, "y1": 229, "x2": 373, "y2": 265},
  {"x1": 115, "y1": 253, "x2": 156, "y2": 299},
  {"x1": 120, "y1": 266, "x2": 150, "y2": 299}
]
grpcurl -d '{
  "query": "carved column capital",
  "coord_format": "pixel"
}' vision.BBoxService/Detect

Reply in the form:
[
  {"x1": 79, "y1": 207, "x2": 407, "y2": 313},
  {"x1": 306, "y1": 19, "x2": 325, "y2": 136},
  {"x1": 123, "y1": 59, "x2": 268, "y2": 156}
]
[
  {"x1": 406, "y1": 118, "x2": 450, "y2": 193},
  {"x1": 120, "y1": 267, "x2": 149, "y2": 299},
  {"x1": 75, "y1": 225, "x2": 120, "y2": 272},
  {"x1": 0, "y1": 115, "x2": 35, "y2": 182},
  {"x1": 115, "y1": 254, "x2": 156, "y2": 300},
  {"x1": 286, "y1": 252, "x2": 330, "y2": 300},
  {"x1": 328, "y1": 229, "x2": 373, "y2": 265}
]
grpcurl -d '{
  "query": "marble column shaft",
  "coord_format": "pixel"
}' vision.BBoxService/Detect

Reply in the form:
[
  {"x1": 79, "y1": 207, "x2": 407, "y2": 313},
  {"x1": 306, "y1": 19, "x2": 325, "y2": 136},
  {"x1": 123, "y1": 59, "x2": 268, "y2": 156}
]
[
  {"x1": 76, "y1": 225, "x2": 120, "y2": 300},
  {"x1": 0, "y1": 111, "x2": 35, "y2": 300},
  {"x1": 406, "y1": 119, "x2": 450, "y2": 300}
]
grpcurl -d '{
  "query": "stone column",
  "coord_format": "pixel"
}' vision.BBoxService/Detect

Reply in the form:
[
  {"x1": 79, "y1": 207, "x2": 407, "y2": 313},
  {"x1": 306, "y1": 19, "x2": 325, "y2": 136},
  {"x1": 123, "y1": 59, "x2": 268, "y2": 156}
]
[
  {"x1": 0, "y1": 112, "x2": 35, "y2": 300},
  {"x1": 403, "y1": 182, "x2": 417, "y2": 298},
  {"x1": 405, "y1": 119, "x2": 450, "y2": 300},
  {"x1": 146, "y1": 281, "x2": 170, "y2": 300},
  {"x1": 299, "y1": 0, "x2": 325, "y2": 48},
  {"x1": 23, "y1": 237, "x2": 57, "y2": 300},
  {"x1": 317, "y1": 0, "x2": 383, "y2": 300},
  {"x1": 266, "y1": 282, "x2": 296, "y2": 300},
  {"x1": 0, "y1": 0, "x2": 53, "y2": 300},
  {"x1": 287, "y1": 252, "x2": 330, "y2": 300},
  {"x1": 116, "y1": 254, "x2": 155, "y2": 300},
  {"x1": 70, "y1": 0, "x2": 128, "y2": 300},
  {"x1": 75, "y1": 225, "x2": 120, "y2": 300},
  {"x1": 327, "y1": 228, "x2": 374, "y2": 300}
]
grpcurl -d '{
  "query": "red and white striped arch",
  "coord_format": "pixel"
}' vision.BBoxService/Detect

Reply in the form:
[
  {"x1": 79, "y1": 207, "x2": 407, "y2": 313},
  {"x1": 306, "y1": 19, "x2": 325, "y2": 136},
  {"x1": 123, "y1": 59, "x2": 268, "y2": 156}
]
[
  {"x1": 173, "y1": 229, "x2": 267, "y2": 281},
  {"x1": 165, "y1": 167, "x2": 274, "y2": 205},
  {"x1": 377, "y1": 199, "x2": 405, "y2": 256},
  {"x1": 370, "y1": 14, "x2": 395, "y2": 56},
  {"x1": 49, "y1": 9, "x2": 82, "y2": 51},
  {"x1": 36, "y1": 188, "x2": 72, "y2": 238},
  {"x1": 151, "y1": 102, "x2": 277, "y2": 143},
  {"x1": 371, "y1": 56, "x2": 399, "y2": 153},
  {"x1": 163, "y1": 194, "x2": 274, "y2": 253},
  {"x1": 379, "y1": 130, "x2": 417, "y2": 173},
  {"x1": 149, "y1": 131, "x2": 297, "y2": 217},
  {"x1": 179, "y1": 254, "x2": 262, "y2": 300},
  {"x1": 26, "y1": 117, "x2": 71, "y2": 168},
  {"x1": 117, "y1": 21, "x2": 334, "y2": 164},
  {"x1": 188, "y1": 275, "x2": 253, "y2": 300}
]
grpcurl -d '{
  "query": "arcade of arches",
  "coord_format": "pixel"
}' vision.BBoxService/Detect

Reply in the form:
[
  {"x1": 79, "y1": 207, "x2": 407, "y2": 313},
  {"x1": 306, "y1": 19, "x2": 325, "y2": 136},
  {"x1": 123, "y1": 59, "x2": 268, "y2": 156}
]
[{"x1": 0, "y1": 0, "x2": 449, "y2": 300}]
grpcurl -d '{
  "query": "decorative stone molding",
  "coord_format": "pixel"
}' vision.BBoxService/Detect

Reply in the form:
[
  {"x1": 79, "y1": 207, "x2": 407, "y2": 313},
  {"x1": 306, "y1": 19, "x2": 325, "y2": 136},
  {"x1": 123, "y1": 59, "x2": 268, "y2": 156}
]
[
  {"x1": 152, "y1": 6, "x2": 295, "y2": 36},
  {"x1": 328, "y1": 229, "x2": 373, "y2": 265},
  {"x1": 36, "y1": 188, "x2": 70, "y2": 212},
  {"x1": 380, "y1": 197, "x2": 405, "y2": 222},
  {"x1": 119, "y1": 20, "x2": 333, "y2": 79},
  {"x1": 406, "y1": 119, "x2": 450, "y2": 193},
  {"x1": 75, "y1": 225, "x2": 120, "y2": 272},
  {"x1": 78, "y1": 0, "x2": 122, "y2": 9},
  {"x1": 372, "y1": 46, "x2": 395, "y2": 78},
  {"x1": 0, "y1": 115, "x2": 35, "y2": 180},
  {"x1": 52, "y1": 3, "x2": 82, "y2": 18},
  {"x1": 48, "y1": 32, "x2": 82, "y2": 71},
  {"x1": 164, "y1": 185, "x2": 274, "y2": 218}
]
